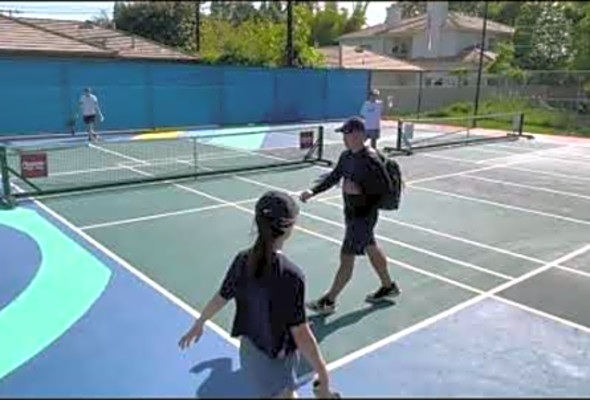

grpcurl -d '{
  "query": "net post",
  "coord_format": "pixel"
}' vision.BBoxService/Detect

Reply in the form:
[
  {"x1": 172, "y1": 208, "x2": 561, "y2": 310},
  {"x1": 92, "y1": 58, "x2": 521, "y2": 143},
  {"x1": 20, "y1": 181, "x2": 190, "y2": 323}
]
[
  {"x1": 518, "y1": 112, "x2": 525, "y2": 136},
  {"x1": 0, "y1": 146, "x2": 13, "y2": 207},
  {"x1": 396, "y1": 119, "x2": 403, "y2": 151},
  {"x1": 318, "y1": 125, "x2": 324, "y2": 161},
  {"x1": 192, "y1": 137, "x2": 198, "y2": 178}
]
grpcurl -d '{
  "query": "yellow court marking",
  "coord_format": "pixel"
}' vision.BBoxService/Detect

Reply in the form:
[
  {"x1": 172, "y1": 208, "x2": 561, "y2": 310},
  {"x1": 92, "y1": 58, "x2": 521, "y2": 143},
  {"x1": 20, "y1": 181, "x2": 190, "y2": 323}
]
[{"x1": 132, "y1": 131, "x2": 182, "y2": 140}]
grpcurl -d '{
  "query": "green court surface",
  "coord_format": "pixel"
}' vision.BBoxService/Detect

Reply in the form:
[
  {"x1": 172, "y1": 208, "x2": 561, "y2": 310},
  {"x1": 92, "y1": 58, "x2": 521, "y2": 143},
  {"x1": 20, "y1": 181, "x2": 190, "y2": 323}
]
[{"x1": 3, "y1": 124, "x2": 590, "y2": 397}]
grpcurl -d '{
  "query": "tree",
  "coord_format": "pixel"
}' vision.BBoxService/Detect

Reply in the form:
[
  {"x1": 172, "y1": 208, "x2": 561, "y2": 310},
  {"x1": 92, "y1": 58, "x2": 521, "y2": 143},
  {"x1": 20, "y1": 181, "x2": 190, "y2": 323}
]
[
  {"x1": 92, "y1": 9, "x2": 115, "y2": 29},
  {"x1": 113, "y1": 2, "x2": 195, "y2": 51},
  {"x1": 570, "y1": 3, "x2": 590, "y2": 70},
  {"x1": 200, "y1": 4, "x2": 323, "y2": 67},
  {"x1": 513, "y1": 2, "x2": 573, "y2": 71}
]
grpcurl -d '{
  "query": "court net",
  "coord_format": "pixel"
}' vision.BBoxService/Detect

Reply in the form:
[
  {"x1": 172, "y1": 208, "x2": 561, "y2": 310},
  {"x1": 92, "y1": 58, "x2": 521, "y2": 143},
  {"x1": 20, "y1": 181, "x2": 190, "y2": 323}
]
[
  {"x1": 0, "y1": 124, "x2": 329, "y2": 204},
  {"x1": 384, "y1": 112, "x2": 529, "y2": 155}
]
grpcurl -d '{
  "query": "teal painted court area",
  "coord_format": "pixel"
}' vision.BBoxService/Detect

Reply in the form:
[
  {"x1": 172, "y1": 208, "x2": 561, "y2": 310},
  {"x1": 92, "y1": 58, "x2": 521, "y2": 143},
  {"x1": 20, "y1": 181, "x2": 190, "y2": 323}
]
[{"x1": 2, "y1": 124, "x2": 590, "y2": 397}]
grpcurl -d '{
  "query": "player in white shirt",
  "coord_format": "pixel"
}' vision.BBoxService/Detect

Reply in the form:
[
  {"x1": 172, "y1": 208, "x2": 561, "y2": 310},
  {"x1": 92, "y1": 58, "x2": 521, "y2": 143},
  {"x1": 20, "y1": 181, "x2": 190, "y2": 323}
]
[
  {"x1": 78, "y1": 88, "x2": 104, "y2": 141},
  {"x1": 360, "y1": 89, "x2": 383, "y2": 149}
]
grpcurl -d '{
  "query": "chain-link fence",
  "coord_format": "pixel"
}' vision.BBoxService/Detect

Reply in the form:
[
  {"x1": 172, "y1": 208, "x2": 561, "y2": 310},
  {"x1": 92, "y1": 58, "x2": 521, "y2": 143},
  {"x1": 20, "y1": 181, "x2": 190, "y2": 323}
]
[
  {"x1": 372, "y1": 69, "x2": 590, "y2": 115},
  {"x1": 371, "y1": 69, "x2": 590, "y2": 135}
]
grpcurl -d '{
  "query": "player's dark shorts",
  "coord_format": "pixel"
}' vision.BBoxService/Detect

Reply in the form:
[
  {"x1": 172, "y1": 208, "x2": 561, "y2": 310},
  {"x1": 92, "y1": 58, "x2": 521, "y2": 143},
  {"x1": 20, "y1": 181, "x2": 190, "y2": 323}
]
[
  {"x1": 341, "y1": 209, "x2": 378, "y2": 255},
  {"x1": 83, "y1": 114, "x2": 96, "y2": 124}
]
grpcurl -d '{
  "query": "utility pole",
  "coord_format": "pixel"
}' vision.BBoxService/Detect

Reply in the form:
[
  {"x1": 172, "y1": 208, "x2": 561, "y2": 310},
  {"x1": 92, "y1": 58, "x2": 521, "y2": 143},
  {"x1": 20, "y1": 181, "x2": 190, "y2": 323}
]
[
  {"x1": 286, "y1": 0, "x2": 294, "y2": 67},
  {"x1": 472, "y1": 1, "x2": 489, "y2": 127},
  {"x1": 195, "y1": 0, "x2": 201, "y2": 53}
]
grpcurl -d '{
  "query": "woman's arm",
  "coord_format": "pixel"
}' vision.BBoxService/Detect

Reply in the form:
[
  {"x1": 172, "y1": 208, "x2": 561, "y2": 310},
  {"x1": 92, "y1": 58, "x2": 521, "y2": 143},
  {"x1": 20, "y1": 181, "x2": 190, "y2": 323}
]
[
  {"x1": 199, "y1": 293, "x2": 228, "y2": 324},
  {"x1": 179, "y1": 294, "x2": 228, "y2": 350},
  {"x1": 180, "y1": 255, "x2": 241, "y2": 350},
  {"x1": 291, "y1": 323, "x2": 330, "y2": 393}
]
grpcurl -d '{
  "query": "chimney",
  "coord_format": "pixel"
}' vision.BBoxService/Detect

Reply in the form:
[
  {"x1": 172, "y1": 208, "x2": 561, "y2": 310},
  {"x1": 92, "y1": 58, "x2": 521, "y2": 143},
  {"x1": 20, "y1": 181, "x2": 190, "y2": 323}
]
[
  {"x1": 385, "y1": 2, "x2": 402, "y2": 26},
  {"x1": 427, "y1": 1, "x2": 448, "y2": 29},
  {"x1": 426, "y1": 1, "x2": 447, "y2": 57}
]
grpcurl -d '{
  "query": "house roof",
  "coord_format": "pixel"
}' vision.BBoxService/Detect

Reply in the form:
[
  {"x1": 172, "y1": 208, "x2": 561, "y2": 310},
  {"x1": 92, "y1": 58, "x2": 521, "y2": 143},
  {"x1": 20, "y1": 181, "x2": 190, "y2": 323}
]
[
  {"x1": 0, "y1": 14, "x2": 112, "y2": 56},
  {"x1": 410, "y1": 46, "x2": 498, "y2": 70},
  {"x1": 0, "y1": 14, "x2": 198, "y2": 61},
  {"x1": 318, "y1": 45, "x2": 423, "y2": 71},
  {"x1": 340, "y1": 11, "x2": 514, "y2": 40}
]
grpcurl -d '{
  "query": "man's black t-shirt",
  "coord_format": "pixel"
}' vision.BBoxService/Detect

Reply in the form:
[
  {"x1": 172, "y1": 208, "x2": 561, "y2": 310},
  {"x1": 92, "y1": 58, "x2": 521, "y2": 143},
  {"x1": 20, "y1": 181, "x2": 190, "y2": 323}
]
[
  {"x1": 219, "y1": 250, "x2": 306, "y2": 359},
  {"x1": 311, "y1": 147, "x2": 389, "y2": 218}
]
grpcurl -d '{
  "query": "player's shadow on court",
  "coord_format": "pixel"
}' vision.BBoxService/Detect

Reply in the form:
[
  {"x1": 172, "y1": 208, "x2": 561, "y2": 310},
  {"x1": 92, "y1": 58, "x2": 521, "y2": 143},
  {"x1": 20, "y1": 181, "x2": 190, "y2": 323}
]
[
  {"x1": 296, "y1": 301, "x2": 395, "y2": 376},
  {"x1": 190, "y1": 357, "x2": 258, "y2": 398}
]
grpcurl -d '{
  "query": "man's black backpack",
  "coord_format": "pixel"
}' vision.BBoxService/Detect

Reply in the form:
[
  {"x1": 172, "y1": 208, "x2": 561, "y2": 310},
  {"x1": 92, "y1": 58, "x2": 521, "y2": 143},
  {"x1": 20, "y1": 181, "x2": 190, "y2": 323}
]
[{"x1": 375, "y1": 151, "x2": 403, "y2": 210}]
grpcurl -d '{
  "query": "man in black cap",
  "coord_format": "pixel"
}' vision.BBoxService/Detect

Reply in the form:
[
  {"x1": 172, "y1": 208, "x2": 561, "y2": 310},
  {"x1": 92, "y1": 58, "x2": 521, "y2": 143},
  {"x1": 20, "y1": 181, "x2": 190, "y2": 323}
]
[{"x1": 299, "y1": 117, "x2": 400, "y2": 314}]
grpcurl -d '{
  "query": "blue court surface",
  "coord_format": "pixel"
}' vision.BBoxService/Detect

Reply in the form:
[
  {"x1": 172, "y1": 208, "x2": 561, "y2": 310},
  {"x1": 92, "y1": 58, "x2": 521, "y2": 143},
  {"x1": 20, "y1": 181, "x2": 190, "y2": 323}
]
[{"x1": 2, "y1": 123, "x2": 590, "y2": 397}]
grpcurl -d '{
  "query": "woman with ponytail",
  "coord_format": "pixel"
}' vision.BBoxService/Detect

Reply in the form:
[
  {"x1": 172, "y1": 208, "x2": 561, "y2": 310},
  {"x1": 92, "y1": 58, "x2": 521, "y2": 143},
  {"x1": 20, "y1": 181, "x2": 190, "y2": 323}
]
[{"x1": 179, "y1": 191, "x2": 335, "y2": 398}]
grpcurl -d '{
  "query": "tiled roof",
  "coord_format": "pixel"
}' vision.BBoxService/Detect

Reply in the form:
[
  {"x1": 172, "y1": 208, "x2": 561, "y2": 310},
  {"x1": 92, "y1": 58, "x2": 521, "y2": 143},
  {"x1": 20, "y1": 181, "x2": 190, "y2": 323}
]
[
  {"x1": 0, "y1": 14, "x2": 198, "y2": 61},
  {"x1": 410, "y1": 46, "x2": 498, "y2": 70},
  {"x1": 0, "y1": 14, "x2": 111, "y2": 55},
  {"x1": 340, "y1": 12, "x2": 514, "y2": 40},
  {"x1": 318, "y1": 45, "x2": 423, "y2": 71}
]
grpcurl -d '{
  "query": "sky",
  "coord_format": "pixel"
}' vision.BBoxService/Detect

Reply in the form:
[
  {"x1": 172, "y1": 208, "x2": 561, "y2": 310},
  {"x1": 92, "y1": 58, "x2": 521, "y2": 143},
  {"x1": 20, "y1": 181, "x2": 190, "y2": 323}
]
[{"x1": 0, "y1": 1, "x2": 391, "y2": 26}]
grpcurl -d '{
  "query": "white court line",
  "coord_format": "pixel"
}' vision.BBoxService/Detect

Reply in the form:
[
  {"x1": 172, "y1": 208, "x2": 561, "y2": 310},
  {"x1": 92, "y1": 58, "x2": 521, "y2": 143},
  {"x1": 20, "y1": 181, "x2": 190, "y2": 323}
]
[
  {"x1": 556, "y1": 265, "x2": 590, "y2": 280},
  {"x1": 8, "y1": 181, "x2": 239, "y2": 347},
  {"x1": 320, "y1": 191, "x2": 590, "y2": 282},
  {"x1": 489, "y1": 142, "x2": 590, "y2": 159},
  {"x1": 325, "y1": 242, "x2": 590, "y2": 372},
  {"x1": 80, "y1": 197, "x2": 259, "y2": 230},
  {"x1": 461, "y1": 175, "x2": 590, "y2": 201},
  {"x1": 242, "y1": 178, "x2": 514, "y2": 280},
  {"x1": 421, "y1": 152, "x2": 590, "y2": 184},
  {"x1": 234, "y1": 175, "x2": 511, "y2": 281},
  {"x1": 492, "y1": 295, "x2": 590, "y2": 335},
  {"x1": 92, "y1": 145, "x2": 485, "y2": 296},
  {"x1": 53, "y1": 142, "x2": 590, "y2": 376},
  {"x1": 480, "y1": 153, "x2": 590, "y2": 170},
  {"x1": 411, "y1": 186, "x2": 590, "y2": 227},
  {"x1": 89, "y1": 143, "x2": 149, "y2": 165},
  {"x1": 319, "y1": 195, "x2": 546, "y2": 263},
  {"x1": 408, "y1": 144, "x2": 576, "y2": 185}
]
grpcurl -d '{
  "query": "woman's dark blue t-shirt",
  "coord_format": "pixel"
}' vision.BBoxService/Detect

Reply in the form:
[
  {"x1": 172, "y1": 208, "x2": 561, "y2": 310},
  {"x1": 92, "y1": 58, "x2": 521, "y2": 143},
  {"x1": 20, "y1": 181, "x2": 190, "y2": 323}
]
[{"x1": 218, "y1": 250, "x2": 307, "y2": 359}]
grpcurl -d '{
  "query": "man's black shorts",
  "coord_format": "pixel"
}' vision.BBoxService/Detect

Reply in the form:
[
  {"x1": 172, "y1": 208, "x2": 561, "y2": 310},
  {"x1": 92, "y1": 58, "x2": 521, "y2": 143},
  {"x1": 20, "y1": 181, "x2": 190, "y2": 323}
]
[
  {"x1": 341, "y1": 209, "x2": 378, "y2": 255},
  {"x1": 83, "y1": 114, "x2": 96, "y2": 124}
]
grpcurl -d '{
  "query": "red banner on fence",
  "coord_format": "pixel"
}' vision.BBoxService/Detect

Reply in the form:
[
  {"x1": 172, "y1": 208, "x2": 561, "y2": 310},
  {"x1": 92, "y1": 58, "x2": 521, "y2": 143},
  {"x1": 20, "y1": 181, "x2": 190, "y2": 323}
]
[
  {"x1": 299, "y1": 130, "x2": 314, "y2": 149},
  {"x1": 21, "y1": 153, "x2": 48, "y2": 178}
]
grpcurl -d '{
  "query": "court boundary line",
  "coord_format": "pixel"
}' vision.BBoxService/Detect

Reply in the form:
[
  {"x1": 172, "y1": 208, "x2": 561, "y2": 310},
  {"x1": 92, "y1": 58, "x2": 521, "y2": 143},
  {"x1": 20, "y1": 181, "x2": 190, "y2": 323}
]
[
  {"x1": 420, "y1": 152, "x2": 590, "y2": 183},
  {"x1": 91, "y1": 142, "x2": 590, "y2": 292},
  {"x1": 318, "y1": 194, "x2": 546, "y2": 263},
  {"x1": 7, "y1": 181, "x2": 240, "y2": 348},
  {"x1": 304, "y1": 195, "x2": 588, "y2": 282},
  {"x1": 90, "y1": 144, "x2": 487, "y2": 290},
  {"x1": 89, "y1": 141, "x2": 590, "y2": 350},
  {"x1": 324, "y1": 242, "x2": 590, "y2": 372},
  {"x1": 460, "y1": 175, "x2": 590, "y2": 201},
  {"x1": 411, "y1": 185, "x2": 590, "y2": 227},
  {"x1": 91, "y1": 141, "x2": 590, "y2": 287},
  {"x1": 235, "y1": 176, "x2": 513, "y2": 281},
  {"x1": 476, "y1": 150, "x2": 590, "y2": 168},
  {"x1": 32, "y1": 140, "x2": 590, "y2": 387},
  {"x1": 217, "y1": 171, "x2": 590, "y2": 348},
  {"x1": 80, "y1": 197, "x2": 259, "y2": 230},
  {"x1": 113, "y1": 162, "x2": 486, "y2": 295}
]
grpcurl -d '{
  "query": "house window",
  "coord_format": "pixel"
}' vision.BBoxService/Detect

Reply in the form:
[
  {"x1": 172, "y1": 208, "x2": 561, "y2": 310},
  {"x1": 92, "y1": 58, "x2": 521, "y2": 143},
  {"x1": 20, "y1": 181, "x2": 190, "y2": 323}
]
[{"x1": 391, "y1": 38, "x2": 410, "y2": 59}]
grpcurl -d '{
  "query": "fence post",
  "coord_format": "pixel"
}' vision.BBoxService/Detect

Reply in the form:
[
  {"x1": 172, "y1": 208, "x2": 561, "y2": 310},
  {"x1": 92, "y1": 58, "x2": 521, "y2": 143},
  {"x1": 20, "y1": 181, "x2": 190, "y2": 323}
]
[
  {"x1": 416, "y1": 71, "x2": 424, "y2": 118},
  {"x1": 145, "y1": 64, "x2": 155, "y2": 129},
  {"x1": 0, "y1": 146, "x2": 12, "y2": 206}
]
